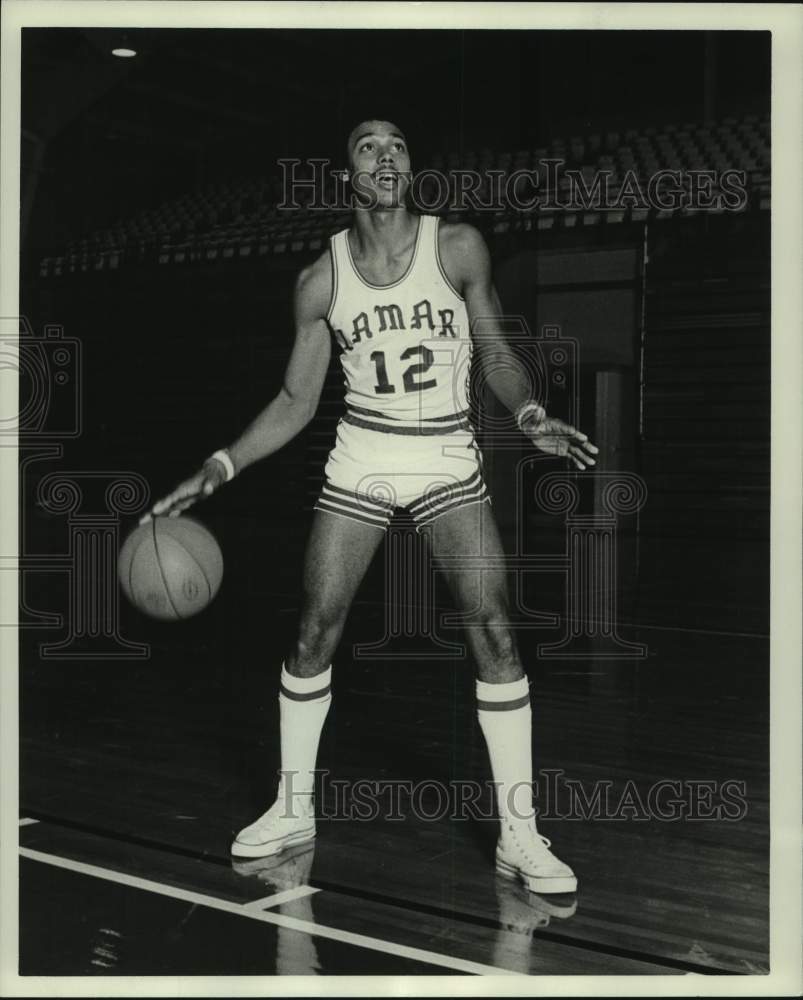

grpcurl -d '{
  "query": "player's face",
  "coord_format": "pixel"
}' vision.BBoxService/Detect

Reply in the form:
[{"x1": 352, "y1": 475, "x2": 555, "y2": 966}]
[{"x1": 348, "y1": 120, "x2": 411, "y2": 209}]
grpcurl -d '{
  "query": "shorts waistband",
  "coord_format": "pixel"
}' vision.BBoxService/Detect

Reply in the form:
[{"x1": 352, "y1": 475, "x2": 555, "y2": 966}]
[{"x1": 342, "y1": 406, "x2": 473, "y2": 436}]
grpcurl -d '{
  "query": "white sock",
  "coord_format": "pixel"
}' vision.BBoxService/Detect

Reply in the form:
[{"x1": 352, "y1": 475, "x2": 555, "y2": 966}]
[
  {"x1": 277, "y1": 663, "x2": 332, "y2": 815},
  {"x1": 476, "y1": 677, "x2": 536, "y2": 838}
]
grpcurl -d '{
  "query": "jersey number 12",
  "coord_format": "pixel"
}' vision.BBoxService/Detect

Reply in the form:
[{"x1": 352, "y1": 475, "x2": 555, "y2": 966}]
[{"x1": 371, "y1": 345, "x2": 437, "y2": 395}]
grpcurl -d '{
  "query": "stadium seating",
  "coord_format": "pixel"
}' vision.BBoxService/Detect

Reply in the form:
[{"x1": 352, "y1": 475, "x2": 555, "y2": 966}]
[{"x1": 38, "y1": 112, "x2": 770, "y2": 276}]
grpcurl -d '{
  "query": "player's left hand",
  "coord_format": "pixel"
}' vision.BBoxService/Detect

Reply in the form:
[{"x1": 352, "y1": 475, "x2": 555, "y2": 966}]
[{"x1": 522, "y1": 414, "x2": 599, "y2": 470}]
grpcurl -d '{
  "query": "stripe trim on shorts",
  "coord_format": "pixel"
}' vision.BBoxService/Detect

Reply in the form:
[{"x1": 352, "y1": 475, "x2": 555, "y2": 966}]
[
  {"x1": 407, "y1": 469, "x2": 490, "y2": 525},
  {"x1": 322, "y1": 481, "x2": 395, "y2": 511},
  {"x1": 314, "y1": 483, "x2": 394, "y2": 530}
]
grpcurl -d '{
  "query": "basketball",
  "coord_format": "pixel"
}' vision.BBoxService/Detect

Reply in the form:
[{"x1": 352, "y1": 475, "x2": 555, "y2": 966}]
[{"x1": 118, "y1": 516, "x2": 224, "y2": 620}]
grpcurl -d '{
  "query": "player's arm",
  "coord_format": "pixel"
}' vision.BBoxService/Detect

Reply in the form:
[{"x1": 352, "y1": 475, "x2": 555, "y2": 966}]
[
  {"x1": 442, "y1": 223, "x2": 598, "y2": 470},
  {"x1": 141, "y1": 258, "x2": 332, "y2": 521},
  {"x1": 226, "y1": 262, "x2": 332, "y2": 474}
]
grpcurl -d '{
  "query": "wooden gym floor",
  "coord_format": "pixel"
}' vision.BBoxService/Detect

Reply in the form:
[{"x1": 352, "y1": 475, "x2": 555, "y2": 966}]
[{"x1": 18, "y1": 569, "x2": 769, "y2": 979}]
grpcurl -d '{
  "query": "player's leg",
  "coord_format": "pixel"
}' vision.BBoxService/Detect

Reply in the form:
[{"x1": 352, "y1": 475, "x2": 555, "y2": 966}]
[
  {"x1": 420, "y1": 499, "x2": 576, "y2": 893},
  {"x1": 420, "y1": 498, "x2": 522, "y2": 683},
  {"x1": 275, "y1": 508, "x2": 385, "y2": 817},
  {"x1": 232, "y1": 508, "x2": 386, "y2": 857},
  {"x1": 287, "y1": 505, "x2": 387, "y2": 677}
]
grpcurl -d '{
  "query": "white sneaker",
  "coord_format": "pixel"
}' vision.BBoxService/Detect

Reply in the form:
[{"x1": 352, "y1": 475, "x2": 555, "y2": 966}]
[
  {"x1": 231, "y1": 798, "x2": 316, "y2": 859},
  {"x1": 496, "y1": 823, "x2": 577, "y2": 894}
]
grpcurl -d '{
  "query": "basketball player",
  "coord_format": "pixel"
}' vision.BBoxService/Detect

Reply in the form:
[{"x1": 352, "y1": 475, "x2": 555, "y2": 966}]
[{"x1": 144, "y1": 120, "x2": 598, "y2": 894}]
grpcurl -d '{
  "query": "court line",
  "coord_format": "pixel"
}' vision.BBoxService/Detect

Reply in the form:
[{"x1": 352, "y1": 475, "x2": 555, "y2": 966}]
[
  {"x1": 243, "y1": 885, "x2": 320, "y2": 910},
  {"x1": 18, "y1": 811, "x2": 737, "y2": 974},
  {"x1": 19, "y1": 847, "x2": 519, "y2": 977}
]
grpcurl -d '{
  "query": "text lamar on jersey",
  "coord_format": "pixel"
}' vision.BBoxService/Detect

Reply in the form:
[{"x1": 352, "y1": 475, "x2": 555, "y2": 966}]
[{"x1": 331, "y1": 299, "x2": 459, "y2": 352}]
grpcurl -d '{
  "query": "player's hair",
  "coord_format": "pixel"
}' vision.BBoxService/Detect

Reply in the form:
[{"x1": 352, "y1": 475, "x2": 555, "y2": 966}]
[
  {"x1": 342, "y1": 118, "x2": 417, "y2": 213},
  {"x1": 346, "y1": 119, "x2": 407, "y2": 164}
]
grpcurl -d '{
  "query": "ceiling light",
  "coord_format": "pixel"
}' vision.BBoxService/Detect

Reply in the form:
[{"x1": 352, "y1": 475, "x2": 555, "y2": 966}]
[{"x1": 111, "y1": 48, "x2": 137, "y2": 58}]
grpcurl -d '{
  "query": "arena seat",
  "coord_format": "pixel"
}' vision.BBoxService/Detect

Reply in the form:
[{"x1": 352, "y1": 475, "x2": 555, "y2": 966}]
[{"x1": 40, "y1": 111, "x2": 770, "y2": 273}]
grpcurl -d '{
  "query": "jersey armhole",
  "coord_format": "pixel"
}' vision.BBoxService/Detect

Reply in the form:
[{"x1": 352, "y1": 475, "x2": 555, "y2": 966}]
[
  {"x1": 434, "y1": 217, "x2": 466, "y2": 302},
  {"x1": 325, "y1": 234, "x2": 339, "y2": 324}
]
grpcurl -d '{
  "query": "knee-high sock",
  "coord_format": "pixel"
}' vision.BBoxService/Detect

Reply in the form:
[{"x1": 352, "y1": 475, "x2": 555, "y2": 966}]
[
  {"x1": 476, "y1": 677, "x2": 536, "y2": 836},
  {"x1": 278, "y1": 663, "x2": 332, "y2": 814}
]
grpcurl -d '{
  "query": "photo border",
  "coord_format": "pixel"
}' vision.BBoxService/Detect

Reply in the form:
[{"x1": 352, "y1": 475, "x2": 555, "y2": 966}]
[{"x1": 1, "y1": 3, "x2": 800, "y2": 996}]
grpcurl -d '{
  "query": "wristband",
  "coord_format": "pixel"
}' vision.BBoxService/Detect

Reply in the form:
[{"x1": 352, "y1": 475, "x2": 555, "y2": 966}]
[
  {"x1": 515, "y1": 401, "x2": 546, "y2": 432},
  {"x1": 208, "y1": 449, "x2": 236, "y2": 482}
]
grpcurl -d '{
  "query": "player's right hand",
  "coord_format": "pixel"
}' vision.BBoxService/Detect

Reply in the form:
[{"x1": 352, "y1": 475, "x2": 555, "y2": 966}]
[{"x1": 139, "y1": 458, "x2": 228, "y2": 524}]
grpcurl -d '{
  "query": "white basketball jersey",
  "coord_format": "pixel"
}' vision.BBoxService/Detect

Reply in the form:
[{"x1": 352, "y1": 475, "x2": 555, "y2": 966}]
[{"x1": 327, "y1": 214, "x2": 473, "y2": 434}]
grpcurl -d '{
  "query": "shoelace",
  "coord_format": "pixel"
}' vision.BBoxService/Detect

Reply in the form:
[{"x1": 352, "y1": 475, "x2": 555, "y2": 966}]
[
  {"x1": 506, "y1": 823, "x2": 552, "y2": 849},
  {"x1": 524, "y1": 836, "x2": 555, "y2": 861},
  {"x1": 506, "y1": 824, "x2": 559, "y2": 864}
]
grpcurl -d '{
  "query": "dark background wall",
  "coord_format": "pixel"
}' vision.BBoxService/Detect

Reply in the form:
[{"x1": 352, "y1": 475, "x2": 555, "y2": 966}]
[
  {"x1": 21, "y1": 29, "x2": 770, "y2": 257},
  {"x1": 18, "y1": 27, "x2": 771, "y2": 653}
]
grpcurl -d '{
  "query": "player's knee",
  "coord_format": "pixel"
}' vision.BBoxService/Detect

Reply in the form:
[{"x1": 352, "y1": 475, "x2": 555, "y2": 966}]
[
  {"x1": 296, "y1": 607, "x2": 347, "y2": 662},
  {"x1": 477, "y1": 614, "x2": 518, "y2": 662}
]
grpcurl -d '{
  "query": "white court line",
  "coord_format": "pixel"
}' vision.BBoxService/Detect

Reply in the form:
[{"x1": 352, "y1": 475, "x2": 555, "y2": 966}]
[
  {"x1": 18, "y1": 817, "x2": 39, "y2": 826},
  {"x1": 243, "y1": 885, "x2": 320, "y2": 910},
  {"x1": 20, "y1": 847, "x2": 519, "y2": 977}
]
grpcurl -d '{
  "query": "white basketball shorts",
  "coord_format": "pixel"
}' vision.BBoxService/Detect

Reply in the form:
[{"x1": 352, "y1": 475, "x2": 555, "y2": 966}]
[{"x1": 314, "y1": 417, "x2": 491, "y2": 532}]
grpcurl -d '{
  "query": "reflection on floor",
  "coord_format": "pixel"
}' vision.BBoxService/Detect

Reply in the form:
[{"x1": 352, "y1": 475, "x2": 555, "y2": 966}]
[{"x1": 20, "y1": 608, "x2": 768, "y2": 976}]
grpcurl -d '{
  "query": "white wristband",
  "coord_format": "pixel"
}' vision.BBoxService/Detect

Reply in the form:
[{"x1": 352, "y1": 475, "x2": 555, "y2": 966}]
[
  {"x1": 209, "y1": 449, "x2": 236, "y2": 482},
  {"x1": 515, "y1": 401, "x2": 546, "y2": 432}
]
